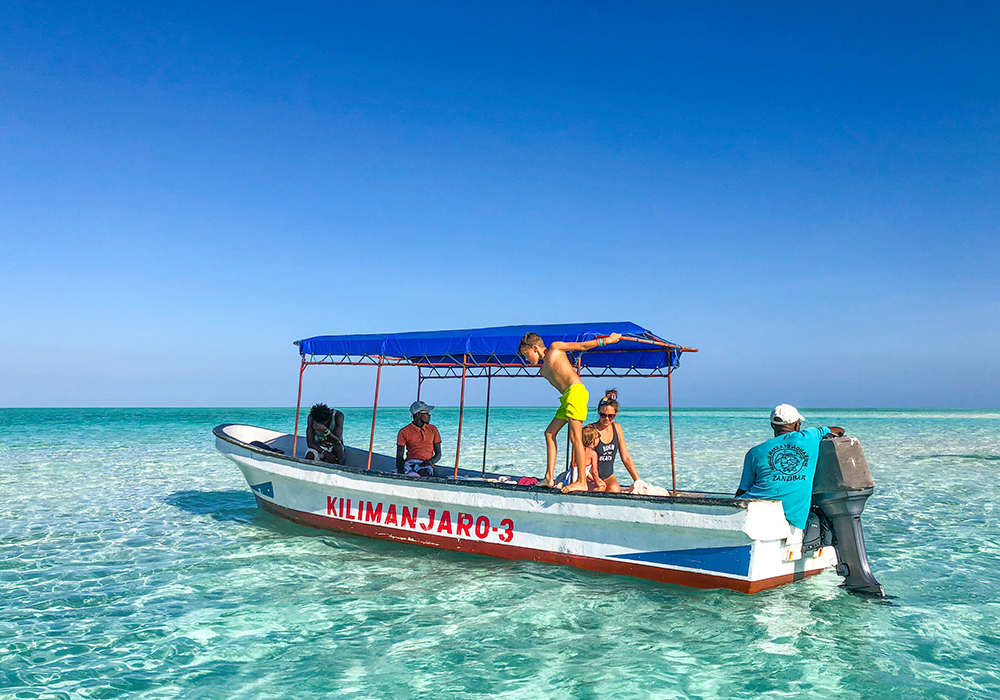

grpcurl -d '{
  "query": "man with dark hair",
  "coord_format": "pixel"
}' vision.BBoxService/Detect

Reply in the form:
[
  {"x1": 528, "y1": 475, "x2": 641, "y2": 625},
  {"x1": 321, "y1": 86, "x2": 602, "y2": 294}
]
[
  {"x1": 519, "y1": 330, "x2": 622, "y2": 491},
  {"x1": 306, "y1": 403, "x2": 345, "y2": 464},
  {"x1": 396, "y1": 401, "x2": 442, "y2": 477},
  {"x1": 736, "y1": 404, "x2": 845, "y2": 530}
]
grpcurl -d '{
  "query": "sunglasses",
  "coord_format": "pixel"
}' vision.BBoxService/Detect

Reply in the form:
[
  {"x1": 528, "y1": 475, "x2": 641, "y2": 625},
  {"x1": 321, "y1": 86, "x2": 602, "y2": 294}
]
[{"x1": 599, "y1": 412, "x2": 616, "y2": 419}]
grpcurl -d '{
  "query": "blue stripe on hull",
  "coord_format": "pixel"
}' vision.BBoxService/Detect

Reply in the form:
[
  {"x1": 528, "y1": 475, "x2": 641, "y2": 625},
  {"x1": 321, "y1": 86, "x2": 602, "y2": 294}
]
[
  {"x1": 610, "y1": 545, "x2": 752, "y2": 577},
  {"x1": 250, "y1": 481, "x2": 274, "y2": 498}
]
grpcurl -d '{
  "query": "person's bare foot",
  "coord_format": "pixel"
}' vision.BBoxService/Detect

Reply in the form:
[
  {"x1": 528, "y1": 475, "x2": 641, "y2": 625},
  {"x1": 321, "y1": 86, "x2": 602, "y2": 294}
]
[
  {"x1": 537, "y1": 477, "x2": 556, "y2": 488},
  {"x1": 561, "y1": 480, "x2": 588, "y2": 494}
]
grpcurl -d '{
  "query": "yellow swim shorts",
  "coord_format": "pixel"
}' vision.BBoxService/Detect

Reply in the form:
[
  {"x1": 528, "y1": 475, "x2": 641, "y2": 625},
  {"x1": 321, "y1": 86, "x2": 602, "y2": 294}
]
[{"x1": 555, "y1": 384, "x2": 589, "y2": 422}]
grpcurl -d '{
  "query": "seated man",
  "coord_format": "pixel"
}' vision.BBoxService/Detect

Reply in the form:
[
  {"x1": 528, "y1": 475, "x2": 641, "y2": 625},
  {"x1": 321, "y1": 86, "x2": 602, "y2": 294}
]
[
  {"x1": 396, "y1": 401, "x2": 442, "y2": 477},
  {"x1": 305, "y1": 403, "x2": 345, "y2": 464},
  {"x1": 736, "y1": 404, "x2": 845, "y2": 531}
]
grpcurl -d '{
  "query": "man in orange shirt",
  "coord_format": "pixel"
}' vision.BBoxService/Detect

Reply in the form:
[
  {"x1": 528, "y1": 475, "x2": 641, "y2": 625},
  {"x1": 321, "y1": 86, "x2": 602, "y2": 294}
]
[{"x1": 396, "y1": 401, "x2": 442, "y2": 477}]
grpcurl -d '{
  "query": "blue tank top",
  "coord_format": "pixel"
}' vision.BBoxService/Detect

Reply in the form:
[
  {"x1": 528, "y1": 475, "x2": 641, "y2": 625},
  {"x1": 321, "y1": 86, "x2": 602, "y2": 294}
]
[{"x1": 595, "y1": 426, "x2": 619, "y2": 480}]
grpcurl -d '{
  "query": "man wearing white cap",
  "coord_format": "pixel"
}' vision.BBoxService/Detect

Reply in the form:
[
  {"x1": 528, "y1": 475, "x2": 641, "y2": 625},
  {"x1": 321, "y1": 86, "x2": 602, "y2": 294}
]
[
  {"x1": 735, "y1": 405, "x2": 845, "y2": 530},
  {"x1": 395, "y1": 400, "x2": 442, "y2": 477}
]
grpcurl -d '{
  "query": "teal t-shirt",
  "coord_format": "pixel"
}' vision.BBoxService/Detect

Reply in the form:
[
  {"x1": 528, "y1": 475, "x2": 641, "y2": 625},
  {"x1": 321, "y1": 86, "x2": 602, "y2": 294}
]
[{"x1": 738, "y1": 427, "x2": 831, "y2": 529}]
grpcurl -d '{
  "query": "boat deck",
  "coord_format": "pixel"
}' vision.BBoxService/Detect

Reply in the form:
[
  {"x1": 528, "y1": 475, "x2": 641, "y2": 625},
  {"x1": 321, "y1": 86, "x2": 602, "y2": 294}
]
[{"x1": 214, "y1": 423, "x2": 748, "y2": 509}]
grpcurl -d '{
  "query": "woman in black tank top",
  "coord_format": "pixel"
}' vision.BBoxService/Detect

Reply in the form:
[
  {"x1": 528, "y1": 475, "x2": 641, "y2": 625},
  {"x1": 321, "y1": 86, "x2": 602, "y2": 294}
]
[{"x1": 589, "y1": 390, "x2": 641, "y2": 493}]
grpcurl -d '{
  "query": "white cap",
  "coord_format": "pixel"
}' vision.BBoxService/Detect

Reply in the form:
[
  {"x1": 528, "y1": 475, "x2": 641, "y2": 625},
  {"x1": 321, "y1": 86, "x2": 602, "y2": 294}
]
[
  {"x1": 770, "y1": 404, "x2": 804, "y2": 426},
  {"x1": 409, "y1": 400, "x2": 435, "y2": 416}
]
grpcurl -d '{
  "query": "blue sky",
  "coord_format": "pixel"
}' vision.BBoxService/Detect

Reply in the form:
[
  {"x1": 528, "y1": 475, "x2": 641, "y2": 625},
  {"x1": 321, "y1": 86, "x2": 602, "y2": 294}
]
[{"x1": 1, "y1": 1, "x2": 997, "y2": 408}]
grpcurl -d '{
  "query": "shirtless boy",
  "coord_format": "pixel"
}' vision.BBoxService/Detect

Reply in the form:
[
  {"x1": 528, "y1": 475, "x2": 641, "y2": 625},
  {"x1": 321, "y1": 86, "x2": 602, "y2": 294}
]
[{"x1": 518, "y1": 330, "x2": 622, "y2": 491}]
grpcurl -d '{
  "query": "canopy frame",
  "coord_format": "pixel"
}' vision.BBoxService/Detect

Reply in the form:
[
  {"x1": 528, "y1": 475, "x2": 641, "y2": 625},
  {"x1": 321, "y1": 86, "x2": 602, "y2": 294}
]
[{"x1": 291, "y1": 324, "x2": 696, "y2": 492}]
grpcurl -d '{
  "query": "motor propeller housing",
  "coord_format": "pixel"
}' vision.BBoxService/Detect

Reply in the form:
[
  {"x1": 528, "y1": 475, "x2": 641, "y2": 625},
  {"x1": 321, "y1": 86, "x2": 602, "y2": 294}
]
[{"x1": 809, "y1": 436, "x2": 886, "y2": 597}]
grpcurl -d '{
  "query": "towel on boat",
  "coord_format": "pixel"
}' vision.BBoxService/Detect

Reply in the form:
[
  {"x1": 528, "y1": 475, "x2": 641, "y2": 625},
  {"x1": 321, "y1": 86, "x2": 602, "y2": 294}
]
[
  {"x1": 627, "y1": 479, "x2": 671, "y2": 497},
  {"x1": 403, "y1": 459, "x2": 434, "y2": 477}
]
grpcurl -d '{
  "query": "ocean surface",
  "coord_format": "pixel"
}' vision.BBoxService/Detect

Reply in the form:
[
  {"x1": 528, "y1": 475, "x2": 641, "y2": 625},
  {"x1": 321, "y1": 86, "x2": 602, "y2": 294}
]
[{"x1": 2, "y1": 407, "x2": 999, "y2": 699}]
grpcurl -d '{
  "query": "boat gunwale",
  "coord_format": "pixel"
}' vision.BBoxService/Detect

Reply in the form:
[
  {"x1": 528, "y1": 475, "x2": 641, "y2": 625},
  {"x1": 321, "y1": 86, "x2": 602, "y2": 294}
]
[{"x1": 213, "y1": 423, "x2": 750, "y2": 510}]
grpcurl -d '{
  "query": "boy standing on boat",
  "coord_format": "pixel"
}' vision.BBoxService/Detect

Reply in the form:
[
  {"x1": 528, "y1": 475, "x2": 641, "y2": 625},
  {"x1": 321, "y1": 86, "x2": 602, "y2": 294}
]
[
  {"x1": 736, "y1": 404, "x2": 845, "y2": 530},
  {"x1": 518, "y1": 331, "x2": 622, "y2": 491}
]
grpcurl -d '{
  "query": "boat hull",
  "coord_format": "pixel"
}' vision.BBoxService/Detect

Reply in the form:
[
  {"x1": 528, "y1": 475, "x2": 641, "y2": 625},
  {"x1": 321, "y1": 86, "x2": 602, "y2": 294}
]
[{"x1": 215, "y1": 424, "x2": 838, "y2": 593}]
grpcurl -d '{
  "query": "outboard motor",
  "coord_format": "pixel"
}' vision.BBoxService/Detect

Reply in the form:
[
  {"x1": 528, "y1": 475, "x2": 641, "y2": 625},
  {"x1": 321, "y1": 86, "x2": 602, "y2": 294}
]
[{"x1": 808, "y1": 436, "x2": 885, "y2": 597}]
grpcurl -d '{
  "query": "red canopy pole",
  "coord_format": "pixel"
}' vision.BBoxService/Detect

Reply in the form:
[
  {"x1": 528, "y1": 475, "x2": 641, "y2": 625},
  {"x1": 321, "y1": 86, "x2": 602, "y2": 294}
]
[
  {"x1": 417, "y1": 366, "x2": 422, "y2": 402},
  {"x1": 293, "y1": 358, "x2": 306, "y2": 458},
  {"x1": 367, "y1": 357, "x2": 383, "y2": 471},
  {"x1": 668, "y1": 368, "x2": 677, "y2": 494},
  {"x1": 481, "y1": 367, "x2": 491, "y2": 476},
  {"x1": 454, "y1": 354, "x2": 468, "y2": 479}
]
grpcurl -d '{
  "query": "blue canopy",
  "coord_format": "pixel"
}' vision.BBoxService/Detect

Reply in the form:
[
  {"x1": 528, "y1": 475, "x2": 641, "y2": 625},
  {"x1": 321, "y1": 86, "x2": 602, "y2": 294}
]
[{"x1": 295, "y1": 322, "x2": 692, "y2": 374}]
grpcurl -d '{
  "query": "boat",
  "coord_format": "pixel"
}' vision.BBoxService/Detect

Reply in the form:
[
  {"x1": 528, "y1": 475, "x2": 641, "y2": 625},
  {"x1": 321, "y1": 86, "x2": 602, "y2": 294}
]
[{"x1": 213, "y1": 322, "x2": 884, "y2": 596}]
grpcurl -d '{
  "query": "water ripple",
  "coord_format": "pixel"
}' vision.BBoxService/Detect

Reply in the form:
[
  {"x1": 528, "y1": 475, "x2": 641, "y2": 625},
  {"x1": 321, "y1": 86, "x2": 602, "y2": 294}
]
[{"x1": 1, "y1": 408, "x2": 998, "y2": 698}]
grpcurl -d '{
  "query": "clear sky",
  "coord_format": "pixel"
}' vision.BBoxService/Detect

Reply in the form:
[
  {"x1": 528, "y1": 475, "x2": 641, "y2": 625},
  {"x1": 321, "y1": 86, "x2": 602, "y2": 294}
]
[{"x1": 1, "y1": 1, "x2": 997, "y2": 408}]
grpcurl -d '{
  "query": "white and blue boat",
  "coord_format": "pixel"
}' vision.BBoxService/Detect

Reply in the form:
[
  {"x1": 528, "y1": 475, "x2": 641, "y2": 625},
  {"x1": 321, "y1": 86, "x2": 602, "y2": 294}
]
[{"x1": 214, "y1": 323, "x2": 884, "y2": 596}]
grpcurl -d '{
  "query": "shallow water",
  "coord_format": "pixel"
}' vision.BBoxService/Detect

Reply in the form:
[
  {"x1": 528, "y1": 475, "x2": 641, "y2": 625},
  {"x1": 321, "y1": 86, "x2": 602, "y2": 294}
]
[{"x1": 2, "y1": 407, "x2": 999, "y2": 698}]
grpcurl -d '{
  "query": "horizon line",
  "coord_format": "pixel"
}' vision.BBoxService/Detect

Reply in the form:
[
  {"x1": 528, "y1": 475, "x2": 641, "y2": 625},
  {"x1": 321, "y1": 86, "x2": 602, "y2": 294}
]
[{"x1": 2, "y1": 406, "x2": 998, "y2": 411}]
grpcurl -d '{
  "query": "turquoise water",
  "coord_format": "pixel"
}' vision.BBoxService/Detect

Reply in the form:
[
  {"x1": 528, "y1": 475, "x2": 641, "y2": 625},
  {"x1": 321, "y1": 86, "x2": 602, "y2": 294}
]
[{"x1": 2, "y1": 407, "x2": 999, "y2": 699}]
